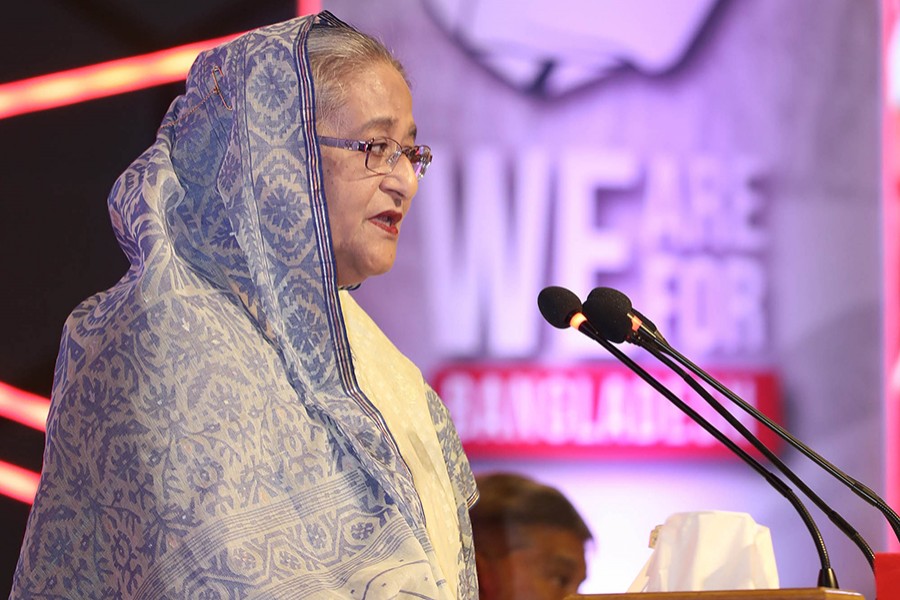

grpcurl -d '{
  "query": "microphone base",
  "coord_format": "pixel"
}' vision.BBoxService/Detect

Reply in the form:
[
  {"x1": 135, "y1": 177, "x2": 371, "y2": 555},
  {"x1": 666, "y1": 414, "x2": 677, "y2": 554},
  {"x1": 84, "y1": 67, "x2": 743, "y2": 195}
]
[
  {"x1": 876, "y1": 552, "x2": 900, "y2": 600},
  {"x1": 816, "y1": 567, "x2": 838, "y2": 589}
]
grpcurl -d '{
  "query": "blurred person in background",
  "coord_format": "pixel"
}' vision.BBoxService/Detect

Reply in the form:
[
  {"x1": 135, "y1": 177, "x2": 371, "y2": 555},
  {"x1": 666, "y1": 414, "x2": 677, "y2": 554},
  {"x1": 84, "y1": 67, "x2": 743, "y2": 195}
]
[{"x1": 470, "y1": 473, "x2": 592, "y2": 600}]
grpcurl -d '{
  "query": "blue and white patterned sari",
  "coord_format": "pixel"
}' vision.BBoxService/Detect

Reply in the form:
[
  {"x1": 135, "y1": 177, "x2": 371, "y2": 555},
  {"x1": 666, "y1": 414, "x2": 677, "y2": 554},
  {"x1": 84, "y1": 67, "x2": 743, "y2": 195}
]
[{"x1": 11, "y1": 12, "x2": 477, "y2": 599}]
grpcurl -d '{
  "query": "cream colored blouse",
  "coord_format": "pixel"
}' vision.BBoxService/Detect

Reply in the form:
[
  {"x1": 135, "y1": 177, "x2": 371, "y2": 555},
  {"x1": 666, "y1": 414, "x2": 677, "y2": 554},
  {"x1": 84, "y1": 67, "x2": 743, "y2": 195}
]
[{"x1": 340, "y1": 290, "x2": 462, "y2": 598}]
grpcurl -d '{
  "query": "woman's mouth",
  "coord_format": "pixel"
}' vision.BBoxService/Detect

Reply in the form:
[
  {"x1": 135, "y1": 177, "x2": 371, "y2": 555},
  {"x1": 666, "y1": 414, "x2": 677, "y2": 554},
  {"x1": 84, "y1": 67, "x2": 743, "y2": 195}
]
[{"x1": 369, "y1": 210, "x2": 402, "y2": 235}]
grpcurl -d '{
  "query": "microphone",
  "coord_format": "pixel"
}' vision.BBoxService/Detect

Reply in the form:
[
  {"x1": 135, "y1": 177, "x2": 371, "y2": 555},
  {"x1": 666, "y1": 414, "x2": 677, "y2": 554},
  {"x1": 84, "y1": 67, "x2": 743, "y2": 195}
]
[
  {"x1": 585, "y1": 286, "x2": 667, "y2": 346},
  {"x1": 583, "y1": 286, "x2": 900, "y2": 546},
  {"x1": 537, "y1": 285, "x2": 593, "y2": 331},
  {"x1": 538, "y1": 285, "x2": 839, "y2": 588}
]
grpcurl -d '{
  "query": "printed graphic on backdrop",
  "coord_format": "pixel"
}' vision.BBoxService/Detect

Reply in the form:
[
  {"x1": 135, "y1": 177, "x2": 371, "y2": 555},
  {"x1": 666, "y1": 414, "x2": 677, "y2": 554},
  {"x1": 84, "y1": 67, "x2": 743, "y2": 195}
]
[{"x1": 422, "y1": 0, "x2": 721, "y2": 96}]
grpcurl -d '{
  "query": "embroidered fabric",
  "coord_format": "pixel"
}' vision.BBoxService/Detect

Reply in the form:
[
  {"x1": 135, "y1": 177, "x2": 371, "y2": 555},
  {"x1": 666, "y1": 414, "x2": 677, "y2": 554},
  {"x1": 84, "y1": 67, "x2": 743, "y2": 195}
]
[
  {"x1": 339, "y1": 290, "x2": 464, "y2": 598},
  {"x1": 11, "y1": 12, "x2": 476, "y2": 599}
]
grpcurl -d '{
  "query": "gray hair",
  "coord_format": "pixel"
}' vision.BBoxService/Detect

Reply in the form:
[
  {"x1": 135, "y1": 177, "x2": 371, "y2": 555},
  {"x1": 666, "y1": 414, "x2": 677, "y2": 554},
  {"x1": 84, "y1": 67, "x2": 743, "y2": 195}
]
[{"x1": 306, "y1": 22, "x2": 409, "y2": 128}]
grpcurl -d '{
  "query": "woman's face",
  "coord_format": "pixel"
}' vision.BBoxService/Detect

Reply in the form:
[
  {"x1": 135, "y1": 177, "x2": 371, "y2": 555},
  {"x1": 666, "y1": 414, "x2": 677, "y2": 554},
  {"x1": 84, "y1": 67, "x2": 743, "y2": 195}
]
[{"x1": 318, "y1": 62, "x2": 419, "y2": 287}]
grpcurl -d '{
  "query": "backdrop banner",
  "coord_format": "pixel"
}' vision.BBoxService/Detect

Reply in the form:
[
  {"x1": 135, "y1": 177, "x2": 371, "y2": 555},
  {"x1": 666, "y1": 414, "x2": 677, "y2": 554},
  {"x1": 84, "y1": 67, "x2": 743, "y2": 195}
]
[{"x1": 330, "y1": 0, "x2": 884, "y2": 594}]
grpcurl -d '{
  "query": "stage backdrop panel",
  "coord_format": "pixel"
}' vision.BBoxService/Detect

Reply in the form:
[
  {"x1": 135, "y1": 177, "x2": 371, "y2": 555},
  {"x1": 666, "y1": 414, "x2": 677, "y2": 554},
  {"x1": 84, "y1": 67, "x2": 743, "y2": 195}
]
[{"x1": 329, "y1": 0, "x2": 883, "y2": 595}]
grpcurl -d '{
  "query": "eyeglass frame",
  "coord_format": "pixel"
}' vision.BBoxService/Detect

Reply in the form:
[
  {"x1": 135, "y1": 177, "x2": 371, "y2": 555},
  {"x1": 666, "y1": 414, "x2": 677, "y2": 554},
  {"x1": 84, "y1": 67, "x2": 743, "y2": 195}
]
[{"x1": 317, "y1": 135, "x2": 433, "y2": 180}]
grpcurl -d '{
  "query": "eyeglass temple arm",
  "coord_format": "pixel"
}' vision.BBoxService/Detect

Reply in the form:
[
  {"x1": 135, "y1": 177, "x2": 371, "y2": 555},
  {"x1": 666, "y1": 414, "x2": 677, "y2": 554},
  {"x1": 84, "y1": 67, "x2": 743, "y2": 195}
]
[{"x1": 318, "y1": 136, "x2": 370, "y2": 152}]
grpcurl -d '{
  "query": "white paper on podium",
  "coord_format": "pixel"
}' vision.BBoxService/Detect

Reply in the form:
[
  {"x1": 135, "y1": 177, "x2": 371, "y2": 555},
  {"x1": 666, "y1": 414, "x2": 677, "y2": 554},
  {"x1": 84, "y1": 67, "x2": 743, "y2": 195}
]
[{"x1": 627, "y1": 510, "x2": 780, "y2": 592}]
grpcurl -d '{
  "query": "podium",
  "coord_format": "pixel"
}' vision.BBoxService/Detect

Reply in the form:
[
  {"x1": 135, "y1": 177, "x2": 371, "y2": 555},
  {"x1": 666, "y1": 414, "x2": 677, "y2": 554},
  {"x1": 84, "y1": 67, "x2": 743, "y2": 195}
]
[{"x1": 569, "y1": 589, "x2": 865, "y2": 600}]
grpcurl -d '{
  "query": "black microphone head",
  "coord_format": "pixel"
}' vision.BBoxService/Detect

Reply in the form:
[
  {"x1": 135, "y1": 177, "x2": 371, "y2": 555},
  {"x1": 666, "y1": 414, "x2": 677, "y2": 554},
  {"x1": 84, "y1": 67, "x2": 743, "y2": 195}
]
[
  {"x1": 537, "y1": 286, "x2": 582, "y2": 329},
  {"x1": 583, "y1": 287, "x2": 633, "y2": 343}
]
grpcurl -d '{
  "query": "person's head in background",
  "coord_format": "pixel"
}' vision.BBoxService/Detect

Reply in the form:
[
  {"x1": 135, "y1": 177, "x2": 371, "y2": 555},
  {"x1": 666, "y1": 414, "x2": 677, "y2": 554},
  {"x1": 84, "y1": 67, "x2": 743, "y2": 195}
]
[{"x1": 471, "y1": 473, "x2": 592, "y2": 600}]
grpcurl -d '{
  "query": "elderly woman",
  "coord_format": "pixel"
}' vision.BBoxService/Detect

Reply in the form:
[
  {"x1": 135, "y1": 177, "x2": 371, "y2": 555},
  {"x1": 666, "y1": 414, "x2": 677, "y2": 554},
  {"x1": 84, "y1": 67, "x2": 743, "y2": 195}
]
[{"x1": 11, "y1": 12, "x2": 476, "y2": 600}]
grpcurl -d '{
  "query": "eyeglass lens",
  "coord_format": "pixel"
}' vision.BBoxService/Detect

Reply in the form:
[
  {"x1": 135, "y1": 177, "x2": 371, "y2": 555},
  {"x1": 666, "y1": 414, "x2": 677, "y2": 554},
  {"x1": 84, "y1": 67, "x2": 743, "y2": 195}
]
[{"x1": 366, "y1": 138, "x2": 430, "y2": 179}]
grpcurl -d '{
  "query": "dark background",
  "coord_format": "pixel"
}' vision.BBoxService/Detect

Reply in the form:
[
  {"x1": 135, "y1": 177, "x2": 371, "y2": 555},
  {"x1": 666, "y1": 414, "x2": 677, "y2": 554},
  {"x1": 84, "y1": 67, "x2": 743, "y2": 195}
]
[{"x1": 0, "y1": 2, "x2": 296, "y2": 595}]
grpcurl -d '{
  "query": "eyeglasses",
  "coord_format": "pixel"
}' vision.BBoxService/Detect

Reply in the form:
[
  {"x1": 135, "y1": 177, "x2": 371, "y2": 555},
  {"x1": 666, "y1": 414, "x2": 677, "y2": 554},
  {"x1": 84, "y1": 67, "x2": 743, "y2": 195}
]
[{"x1": 318, "y1": 135, "x2": 433, "y2": 180}]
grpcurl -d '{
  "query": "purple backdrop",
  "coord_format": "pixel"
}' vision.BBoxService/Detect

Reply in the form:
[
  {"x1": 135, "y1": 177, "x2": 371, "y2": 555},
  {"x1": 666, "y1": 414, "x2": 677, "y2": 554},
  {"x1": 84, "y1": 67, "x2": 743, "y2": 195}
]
[{"x1": 326, "y1": 0, "x2": 884, "y2": 595}]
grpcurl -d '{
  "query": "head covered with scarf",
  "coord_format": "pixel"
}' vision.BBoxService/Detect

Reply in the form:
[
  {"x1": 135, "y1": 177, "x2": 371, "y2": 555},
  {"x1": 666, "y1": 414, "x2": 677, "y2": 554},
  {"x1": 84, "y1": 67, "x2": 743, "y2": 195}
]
[{"x1": 12, "y1": 12, "x2": 476, "y2": 599}]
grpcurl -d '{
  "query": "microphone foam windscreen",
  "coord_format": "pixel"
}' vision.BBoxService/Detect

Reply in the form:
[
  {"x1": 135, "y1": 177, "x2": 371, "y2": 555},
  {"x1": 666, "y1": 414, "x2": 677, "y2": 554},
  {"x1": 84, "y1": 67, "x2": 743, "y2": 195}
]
[
  {"x1": 583, "y1": 287, "x2": 633, "y2": 343},
  {"x1": 537, "y1": 286, "x2": 582, "y2": 329}
]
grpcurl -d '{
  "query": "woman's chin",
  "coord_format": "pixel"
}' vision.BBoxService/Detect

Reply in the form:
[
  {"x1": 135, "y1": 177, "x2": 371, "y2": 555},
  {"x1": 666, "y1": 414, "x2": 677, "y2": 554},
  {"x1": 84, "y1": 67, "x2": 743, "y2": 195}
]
[{"x1": 337, "y1": 267, "x2": 391, "y2": 288}]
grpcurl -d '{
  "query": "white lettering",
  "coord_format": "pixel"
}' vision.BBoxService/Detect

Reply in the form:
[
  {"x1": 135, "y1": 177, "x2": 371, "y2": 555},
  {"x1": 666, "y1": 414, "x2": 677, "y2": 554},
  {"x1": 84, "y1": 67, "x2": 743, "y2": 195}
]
[
  {"x1": 643, "y1": 253, "x2": 766, "y2": 356},
  {"x1": 418, "y1": 146, "x2": 552, "y2": 356},
  {"x1": 439, "y1": 369, "x2": 765, "y2": 452},
  {"x1": 554, "y1": 149, "x2": 640, "y2": 357},
  {"x1": 418, "y1": 147, "x2": 768, "y2": 359}
]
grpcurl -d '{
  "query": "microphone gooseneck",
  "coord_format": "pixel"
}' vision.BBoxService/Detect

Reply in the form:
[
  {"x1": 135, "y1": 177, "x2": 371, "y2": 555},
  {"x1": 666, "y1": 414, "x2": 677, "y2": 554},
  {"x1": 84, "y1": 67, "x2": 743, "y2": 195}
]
[
  {"x1": 638, "y1": 338, "x2": 874, "y2": 570},
  {"x1": 537, "y1": 286, "x2": 839, "y2": 589},
  {"x1": 587, "y1": 286, "x2": 900, "y2": 546}
]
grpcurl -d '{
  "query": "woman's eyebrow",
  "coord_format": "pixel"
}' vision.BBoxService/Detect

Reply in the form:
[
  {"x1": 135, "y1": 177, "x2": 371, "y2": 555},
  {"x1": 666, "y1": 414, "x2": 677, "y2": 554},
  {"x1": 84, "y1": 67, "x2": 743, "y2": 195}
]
[
  {"x1": 357, "y1": 116, "x2": 397, "y2": 134},
  {"x1": 356, "y1": 117, "x2": 417, "y2": 142}
]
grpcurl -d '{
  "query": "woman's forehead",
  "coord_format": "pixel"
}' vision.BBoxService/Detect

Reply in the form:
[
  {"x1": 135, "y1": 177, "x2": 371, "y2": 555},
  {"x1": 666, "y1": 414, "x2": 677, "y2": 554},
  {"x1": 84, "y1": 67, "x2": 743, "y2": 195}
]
[{"x1": 331, "y1": 64, "x2": 415, "y2": 136}]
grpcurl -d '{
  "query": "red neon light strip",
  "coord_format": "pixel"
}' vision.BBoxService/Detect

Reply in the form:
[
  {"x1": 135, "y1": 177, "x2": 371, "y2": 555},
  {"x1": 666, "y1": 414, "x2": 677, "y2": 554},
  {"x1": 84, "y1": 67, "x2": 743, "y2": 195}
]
[
  {"x1": 0, "y1": 383, "x2": 47, "y2": 504},
  {"x1": 0, "y1": 2, "x2": 325, "y2": 507},
  {"x1": 0, "y1": 460, "x2": 40, "y2": 505},
  {"x1": 297, "y1": 0, "x2": 322, "y2": 15},
  {"x1": 883, "y1": 0, "x2": 900, "y2": 551},
  {"x1": 0, "y1": 33, "x2": 240, "y2": 120},
  {"x1": 0, "y1": 381, "x2": 49, "y2": 431},
  {"x1": 0, "y1": 0, "x2": 326, "y2": 122}
]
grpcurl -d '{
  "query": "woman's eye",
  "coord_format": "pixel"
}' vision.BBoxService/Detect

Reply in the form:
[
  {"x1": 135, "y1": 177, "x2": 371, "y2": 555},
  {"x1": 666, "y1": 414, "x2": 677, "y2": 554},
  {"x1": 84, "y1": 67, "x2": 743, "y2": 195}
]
[{"x1": 369, "y1": 142, "x2": 390, "y2": 157}]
